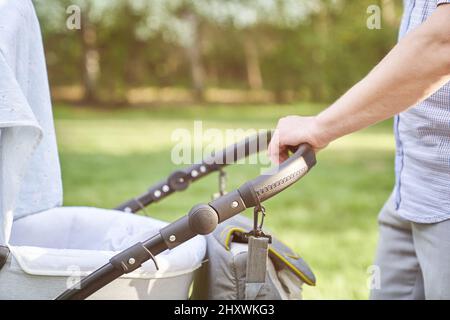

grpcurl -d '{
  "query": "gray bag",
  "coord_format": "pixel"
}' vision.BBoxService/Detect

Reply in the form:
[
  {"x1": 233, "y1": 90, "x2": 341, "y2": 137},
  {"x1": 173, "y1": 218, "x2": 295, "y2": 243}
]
[{"x1": 192, "y1": 215, "x2": 315, "y2": 300}]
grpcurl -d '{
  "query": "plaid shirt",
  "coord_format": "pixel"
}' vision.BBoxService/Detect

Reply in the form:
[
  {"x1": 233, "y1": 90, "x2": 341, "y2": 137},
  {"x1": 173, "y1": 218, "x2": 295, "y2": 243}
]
[{"x1": 394, "y1": 0, "x2": 450, "y2": 222}]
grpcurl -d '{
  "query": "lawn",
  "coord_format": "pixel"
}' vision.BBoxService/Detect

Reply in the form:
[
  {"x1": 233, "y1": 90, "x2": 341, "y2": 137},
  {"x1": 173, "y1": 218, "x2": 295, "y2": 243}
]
[{"x1": 54, "y1": 103, "x2": 395, "y2": 300}]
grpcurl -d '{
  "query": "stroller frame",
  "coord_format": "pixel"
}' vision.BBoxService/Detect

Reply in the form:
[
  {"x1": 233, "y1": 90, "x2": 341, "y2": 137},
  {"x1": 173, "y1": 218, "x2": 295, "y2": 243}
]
[{"x1": 56, "y1": 131, "x2": 316, "y2": 300}]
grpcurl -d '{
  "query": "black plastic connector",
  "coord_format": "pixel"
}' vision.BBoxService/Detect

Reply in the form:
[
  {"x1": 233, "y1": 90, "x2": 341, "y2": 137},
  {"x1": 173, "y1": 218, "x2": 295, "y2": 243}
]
[{"x1": 109, "y1": 242, "x2": 158, "y2": 273}]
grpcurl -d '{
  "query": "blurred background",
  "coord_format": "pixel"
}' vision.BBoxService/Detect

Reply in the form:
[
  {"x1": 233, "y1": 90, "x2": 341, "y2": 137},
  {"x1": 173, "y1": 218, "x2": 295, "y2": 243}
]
[
  {"x1": 34, "y1": 0, "x2": 404, "y2": 299},
  {"x1": 35, "y1": 0, "x2": 402, "y2": 105}
]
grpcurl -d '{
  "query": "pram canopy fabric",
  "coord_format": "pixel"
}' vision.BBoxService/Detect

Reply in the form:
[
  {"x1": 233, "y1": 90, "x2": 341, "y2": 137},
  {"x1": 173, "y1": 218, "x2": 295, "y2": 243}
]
[{"x1": 0, "y1": 0, "x2": 63, "y2": 247}]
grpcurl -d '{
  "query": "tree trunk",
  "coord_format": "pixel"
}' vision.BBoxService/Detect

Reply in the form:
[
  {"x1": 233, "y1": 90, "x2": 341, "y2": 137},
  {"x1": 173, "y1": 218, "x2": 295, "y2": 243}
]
[
  {"x1": 184, "y1": 12, "x2": 205, "y2": 102},
  {"x1": 80, "y1": 8, "x2": 100, "y2": 103},
  {"x1": 310, "y1": 7, "x2": 328, "y2": 102},
  {"x1": 382, "y1": 0, "x2": 398, "y2": 27},
  {"x1": 243, "y1": 34, "x2": 263, "y2": 91}
]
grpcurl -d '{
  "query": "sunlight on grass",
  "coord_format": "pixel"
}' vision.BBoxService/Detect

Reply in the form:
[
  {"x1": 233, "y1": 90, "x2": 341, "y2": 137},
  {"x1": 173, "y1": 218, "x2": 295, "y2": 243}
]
[
  {"x1": 56, "y1": 118, "x2": 395, "y2": 155},
  {"x1": 329, "y1": 133, "x2": 395, "y2": 151}
]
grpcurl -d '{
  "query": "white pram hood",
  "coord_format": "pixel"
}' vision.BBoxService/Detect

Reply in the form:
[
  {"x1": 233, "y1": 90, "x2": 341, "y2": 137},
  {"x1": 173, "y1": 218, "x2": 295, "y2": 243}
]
[{"x1": 0, "y1": 0, "x2": 62, "y2": 247}]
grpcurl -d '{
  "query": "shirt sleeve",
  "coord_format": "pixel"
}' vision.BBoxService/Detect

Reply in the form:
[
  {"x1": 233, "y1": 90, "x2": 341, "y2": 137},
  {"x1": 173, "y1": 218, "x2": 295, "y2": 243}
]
[{"x1": 437, "y1": 0, "x2": 450, "y2": 5}]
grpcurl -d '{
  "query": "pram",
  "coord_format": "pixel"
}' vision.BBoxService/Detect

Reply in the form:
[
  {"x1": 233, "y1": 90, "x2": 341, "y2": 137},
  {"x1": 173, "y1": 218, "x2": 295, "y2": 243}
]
[{"x1": 0, "y1": 131, "x2": 316, "y2": 300}]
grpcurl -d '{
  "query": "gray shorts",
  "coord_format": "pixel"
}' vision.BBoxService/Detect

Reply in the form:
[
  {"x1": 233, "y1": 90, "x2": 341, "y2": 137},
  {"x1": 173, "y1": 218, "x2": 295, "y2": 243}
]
[{"x1": 370, "y1": 194, "x2": 450, "y2": 300}]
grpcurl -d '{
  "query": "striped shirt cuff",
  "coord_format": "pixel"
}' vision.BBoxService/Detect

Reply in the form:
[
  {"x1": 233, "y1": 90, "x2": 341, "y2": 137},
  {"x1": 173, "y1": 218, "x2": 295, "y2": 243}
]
[{"x1": 437, "y1": 0, "x2": 450, "y2": 5}]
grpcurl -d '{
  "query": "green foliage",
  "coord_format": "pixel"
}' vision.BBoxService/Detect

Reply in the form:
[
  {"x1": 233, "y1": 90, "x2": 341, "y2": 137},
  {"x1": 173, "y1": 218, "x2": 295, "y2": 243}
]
[{"x1": 35, "y1": 0, "x2": 403, "y2": 103}]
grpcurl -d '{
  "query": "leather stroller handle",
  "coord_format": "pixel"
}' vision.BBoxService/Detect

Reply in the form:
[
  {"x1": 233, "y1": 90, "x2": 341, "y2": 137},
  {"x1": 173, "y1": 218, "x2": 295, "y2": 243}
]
[
  {"x1": 208, "y1": 143, "x2": 316, "y2": 223},
  {"x1": 115, "y1": 130, "x2": 272, "y2": 212},
  {"x1": 202, "y1": 130, "x2": 273, "y2": 167},
  {"x1": 240, "y1": 143, "x2": 316, "y2": 205}
]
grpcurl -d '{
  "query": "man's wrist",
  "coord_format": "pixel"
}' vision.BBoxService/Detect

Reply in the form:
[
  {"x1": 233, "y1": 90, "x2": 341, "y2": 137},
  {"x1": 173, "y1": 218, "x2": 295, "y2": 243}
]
[{"x1": 312, "y1": 113, "x2": 334, "y2": 148}]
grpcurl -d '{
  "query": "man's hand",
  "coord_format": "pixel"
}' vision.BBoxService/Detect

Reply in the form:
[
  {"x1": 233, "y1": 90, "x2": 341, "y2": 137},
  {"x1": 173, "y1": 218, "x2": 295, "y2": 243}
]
[{"x1": 268, "y1": 115, "x2": 329, "y2": 164}]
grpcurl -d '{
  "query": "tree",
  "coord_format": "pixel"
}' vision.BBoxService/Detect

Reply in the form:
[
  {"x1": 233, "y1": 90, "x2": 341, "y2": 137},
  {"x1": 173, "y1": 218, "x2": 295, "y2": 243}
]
[
  {"x1": 34, "y1": 0, "x2": 403, "y2": 105},
  {"x1": 34, "y1": 0, "x2": 124, "y2": 103},
  {"x1": 133, "y1": 0, "x2": 316, "y2": 98},
  {"x1": 79, "y1": 1, "x2": 100, "y2": 102},
  {"x1": 198, "y1": 0, "x2": 317, "y2": 91},
  {"x1": 131, "y1": 0, "x2": 206, "y2": 100}
]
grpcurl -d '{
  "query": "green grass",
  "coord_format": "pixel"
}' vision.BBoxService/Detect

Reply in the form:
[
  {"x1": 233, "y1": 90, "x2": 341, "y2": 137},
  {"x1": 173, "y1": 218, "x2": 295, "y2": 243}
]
[{"x1": 54, "y1": 103, "x2": 395, "y2": 300}]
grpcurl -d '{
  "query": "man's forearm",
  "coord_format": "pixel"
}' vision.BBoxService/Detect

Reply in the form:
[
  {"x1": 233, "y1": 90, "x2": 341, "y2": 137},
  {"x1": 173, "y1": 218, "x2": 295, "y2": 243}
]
[{"x1": 314, "y1": 5, "x2": 450, "y2": 146}]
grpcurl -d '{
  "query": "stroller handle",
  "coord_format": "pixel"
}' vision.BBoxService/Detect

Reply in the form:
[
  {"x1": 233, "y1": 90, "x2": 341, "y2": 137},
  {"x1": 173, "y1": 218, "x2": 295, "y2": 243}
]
[
  {"x1": 115, "y1": 130, "x2": 272, "y2": 213},
  {"x1": 207, "y1": 143, "x2": 315, "y2": 223},
  {"x1": 240, "y1": 143, "x2": 316, "y2": 204},
  {"x1": 56, "y1": 140, "x2": 316, "y2": 300}
]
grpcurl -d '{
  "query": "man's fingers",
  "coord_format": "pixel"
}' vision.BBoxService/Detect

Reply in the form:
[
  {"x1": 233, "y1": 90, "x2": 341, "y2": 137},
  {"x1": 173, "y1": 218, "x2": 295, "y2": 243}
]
[
  {"x1": 268, "y1": 115, "x2": 320, "y2": 164},
  {"x1": 268, "y1": 129, "x2": 281, "y2": 164},
  {"x1": 278, "y1": 147, "x2": 289, "y2": 164},
  {"x1": 268, "y1": 128, "x2": 292, "y2": 164},
  {"x1": 268, "y1": 144, "x2": 281, "y2": 164}
]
